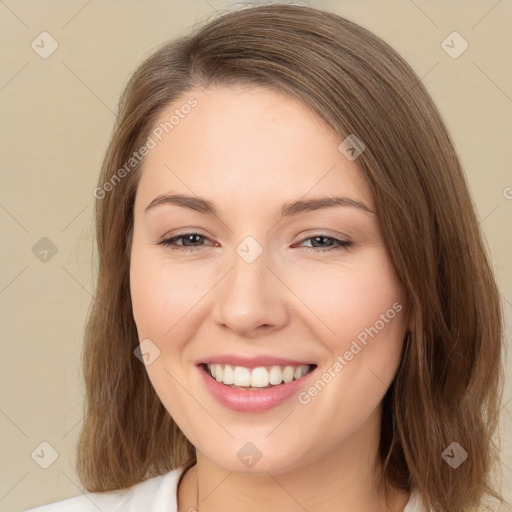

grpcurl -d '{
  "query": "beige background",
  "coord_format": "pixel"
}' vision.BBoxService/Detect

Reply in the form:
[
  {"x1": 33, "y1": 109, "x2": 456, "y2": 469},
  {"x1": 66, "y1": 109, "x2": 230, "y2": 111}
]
[{"x1": 0, "y1": 0, "x2": 511, "y2": 510}]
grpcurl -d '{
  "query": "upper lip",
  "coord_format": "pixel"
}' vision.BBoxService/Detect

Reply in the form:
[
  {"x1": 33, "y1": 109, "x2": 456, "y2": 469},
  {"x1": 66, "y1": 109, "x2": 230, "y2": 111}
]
[{"x1": 197, "y1": 355, "x2": 315, "y2": 369}]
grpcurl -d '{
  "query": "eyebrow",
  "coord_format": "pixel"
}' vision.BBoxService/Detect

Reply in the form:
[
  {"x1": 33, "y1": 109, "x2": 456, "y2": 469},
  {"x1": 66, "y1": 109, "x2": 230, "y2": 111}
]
[{"x1": 144, "y1": 194, "x2": 376, "y2": 217}]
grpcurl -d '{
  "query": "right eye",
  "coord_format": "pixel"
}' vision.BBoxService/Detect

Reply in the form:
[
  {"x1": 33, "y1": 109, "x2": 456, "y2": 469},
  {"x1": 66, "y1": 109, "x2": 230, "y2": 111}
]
[{"x1": 157, "y1": 233, "x2": 216, "y2": 252}]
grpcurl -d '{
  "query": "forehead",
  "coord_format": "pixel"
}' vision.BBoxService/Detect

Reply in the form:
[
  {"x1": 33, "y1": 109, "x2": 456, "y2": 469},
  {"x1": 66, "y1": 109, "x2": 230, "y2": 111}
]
[{"x1": 135, "y1": 86, "x2": 375, "y2": 214}]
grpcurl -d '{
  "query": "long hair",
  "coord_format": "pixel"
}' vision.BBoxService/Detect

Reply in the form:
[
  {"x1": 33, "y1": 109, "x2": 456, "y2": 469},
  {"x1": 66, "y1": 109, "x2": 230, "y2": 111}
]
[{"x1": 76, "y1": 5, "x2": 506, "y2": 511}]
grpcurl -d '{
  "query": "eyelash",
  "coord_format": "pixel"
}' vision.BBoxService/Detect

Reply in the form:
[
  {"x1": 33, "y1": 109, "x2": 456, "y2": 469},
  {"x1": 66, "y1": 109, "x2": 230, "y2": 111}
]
[{"x1": 156, "y1": 233, "x2": 352, "y2": 253}]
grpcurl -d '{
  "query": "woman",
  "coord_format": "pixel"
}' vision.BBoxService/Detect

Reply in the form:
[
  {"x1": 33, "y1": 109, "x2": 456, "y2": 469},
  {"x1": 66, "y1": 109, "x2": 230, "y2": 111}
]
[{"x1": 26, "y1": 3, "x2": 507, "y2": 511}]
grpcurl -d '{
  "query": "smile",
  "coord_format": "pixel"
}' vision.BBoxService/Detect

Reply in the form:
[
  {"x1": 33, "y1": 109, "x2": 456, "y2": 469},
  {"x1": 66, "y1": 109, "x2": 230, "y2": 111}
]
[{"x1": 198, "y1": 363, "x2": 318, "y2": 412}]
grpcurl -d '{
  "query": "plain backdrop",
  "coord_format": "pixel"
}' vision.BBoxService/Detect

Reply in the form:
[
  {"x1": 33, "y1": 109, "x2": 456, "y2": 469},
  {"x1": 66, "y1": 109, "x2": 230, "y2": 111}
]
[{"x1": 0, "y1": 1, "x2": 511, "y2": 510}]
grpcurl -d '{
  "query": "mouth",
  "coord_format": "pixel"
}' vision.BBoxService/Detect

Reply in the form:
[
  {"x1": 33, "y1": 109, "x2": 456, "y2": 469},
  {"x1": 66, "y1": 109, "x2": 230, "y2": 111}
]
[{"x1": 199, "y1": 362, "x2": 318, "y2": 390}]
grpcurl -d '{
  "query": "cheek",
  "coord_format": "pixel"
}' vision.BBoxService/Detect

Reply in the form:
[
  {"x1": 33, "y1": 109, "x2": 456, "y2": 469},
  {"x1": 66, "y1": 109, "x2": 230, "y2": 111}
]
[
  {"x1": 291, "y1": 258, "x2": 404, "y2": 333},
  {"x1": 129, "y1": 251, "x2": 202, "y2": 410},
  {"x1": 285, "y1": 252, "x2": 407, "y2": 373},
  {"x1": 286, "y1": 256, "x2": 406, "y2": 440},
  {"x1": 129, "y1": 248, "x2": 206, "y2": 340}
]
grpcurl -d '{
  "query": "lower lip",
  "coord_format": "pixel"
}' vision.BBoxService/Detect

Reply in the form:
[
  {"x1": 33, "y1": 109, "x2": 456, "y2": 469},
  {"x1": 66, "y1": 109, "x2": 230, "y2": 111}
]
[{"x1": 197, "y1": 364, "x2": 317, "y2": 412}]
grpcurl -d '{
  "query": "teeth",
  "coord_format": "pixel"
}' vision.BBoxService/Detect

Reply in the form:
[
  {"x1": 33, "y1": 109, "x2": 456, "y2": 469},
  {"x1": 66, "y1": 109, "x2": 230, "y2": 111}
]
[
  {"x1": 233, "y1": 366, "x2": 251, "y2": 386},
  {"x1": 206, "y1": 363, "x2": 311, "y2": 388}
]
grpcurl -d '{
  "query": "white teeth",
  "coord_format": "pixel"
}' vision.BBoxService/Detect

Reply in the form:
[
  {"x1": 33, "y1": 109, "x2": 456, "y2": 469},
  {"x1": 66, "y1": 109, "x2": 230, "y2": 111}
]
[
  {"x1": 250, "y1": 367, "x2": 269, "y2": 388},
  {"x1": 268, "y1": 366, "x2": 283, "y2": 385},
  {"x1": 206, "y1": 363, "x2": 311, "y2": 387},
  {"x1": 233, "y1": 366, "x2": 251, "y2": 386},
  {"x1": 222, "y1": 364, "x2": 234, "y2": 384},
  {"x1": 282, "y1": 366, "x2": 295, "y2": 383}
]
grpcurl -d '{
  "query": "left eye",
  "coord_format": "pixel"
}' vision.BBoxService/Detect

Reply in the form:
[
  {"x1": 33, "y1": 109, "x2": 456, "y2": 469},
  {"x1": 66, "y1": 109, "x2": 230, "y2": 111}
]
[
  {"x1": 157, "y1": 233, "x2": 352, "y2": 253},
  {"x1": 297, "y1": 235, "x2": 352, "y2": 252}
]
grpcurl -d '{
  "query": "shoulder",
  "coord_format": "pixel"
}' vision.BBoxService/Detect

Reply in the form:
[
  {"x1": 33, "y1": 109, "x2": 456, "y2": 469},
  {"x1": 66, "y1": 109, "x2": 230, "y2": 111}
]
[{"x1": 24, "y1": 466, "x2": 186, "y2": 512}]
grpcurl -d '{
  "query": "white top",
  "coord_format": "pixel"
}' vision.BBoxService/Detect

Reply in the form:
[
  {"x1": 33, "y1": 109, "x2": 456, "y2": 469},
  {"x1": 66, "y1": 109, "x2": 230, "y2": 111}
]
[{"x1": 25, "y1": 465, "x2": 430, "y2": 511}]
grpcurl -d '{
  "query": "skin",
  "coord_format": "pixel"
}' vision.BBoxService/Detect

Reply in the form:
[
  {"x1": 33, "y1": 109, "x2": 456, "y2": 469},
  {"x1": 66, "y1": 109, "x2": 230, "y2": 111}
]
[{"x1": 129, "y1": 85, "x2": 414, "y2": 512}]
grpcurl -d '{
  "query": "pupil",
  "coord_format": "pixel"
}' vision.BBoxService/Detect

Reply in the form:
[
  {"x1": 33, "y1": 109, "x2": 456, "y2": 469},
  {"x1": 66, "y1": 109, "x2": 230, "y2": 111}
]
[
  {"x1": 313, "y1": 236, "x2": 329, "y2": 247},
  {"x1": 185, "y1": 234, "x2": 201, "y2": 246}
]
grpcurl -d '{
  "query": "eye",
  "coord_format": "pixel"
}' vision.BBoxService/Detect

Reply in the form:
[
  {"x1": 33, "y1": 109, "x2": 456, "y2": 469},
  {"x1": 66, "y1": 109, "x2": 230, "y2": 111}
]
[
  {"x1": 296, "y1": 234, "x2": 352, "y2": 253},
  {"x1": 157, "y1": 233, "x2": 215, "y2": 252}
]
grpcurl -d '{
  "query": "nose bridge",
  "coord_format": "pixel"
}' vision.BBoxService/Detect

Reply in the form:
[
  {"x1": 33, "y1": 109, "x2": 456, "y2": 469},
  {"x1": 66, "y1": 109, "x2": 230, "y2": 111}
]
[{"x1": 212, "y1": 234, "x2": 288, "y2": 335}]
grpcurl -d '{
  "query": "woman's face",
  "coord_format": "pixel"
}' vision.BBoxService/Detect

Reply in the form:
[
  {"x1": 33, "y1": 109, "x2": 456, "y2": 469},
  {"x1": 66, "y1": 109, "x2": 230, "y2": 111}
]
[{"x1": 130, "y1": 85, "x2": 410, "y2": 474}]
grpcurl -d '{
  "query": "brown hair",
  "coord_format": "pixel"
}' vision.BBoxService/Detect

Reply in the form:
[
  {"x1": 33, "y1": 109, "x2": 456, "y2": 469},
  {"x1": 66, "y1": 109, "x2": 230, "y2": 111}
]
[{"x1": 76, "y1": 4, "x2": 506, "y2": 511}]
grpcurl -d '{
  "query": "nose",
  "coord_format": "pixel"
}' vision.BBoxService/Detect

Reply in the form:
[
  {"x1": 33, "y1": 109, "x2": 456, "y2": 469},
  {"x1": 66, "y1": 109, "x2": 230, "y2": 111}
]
[{"x1": 212, "y1": 246, "x2": 290, "y2": 338}]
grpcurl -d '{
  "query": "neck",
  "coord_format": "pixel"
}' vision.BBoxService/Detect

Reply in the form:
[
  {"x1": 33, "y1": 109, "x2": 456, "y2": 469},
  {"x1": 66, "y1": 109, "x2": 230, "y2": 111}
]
[{"x1": 177, "y1": 407, "x2": 410, "y2": 512}]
